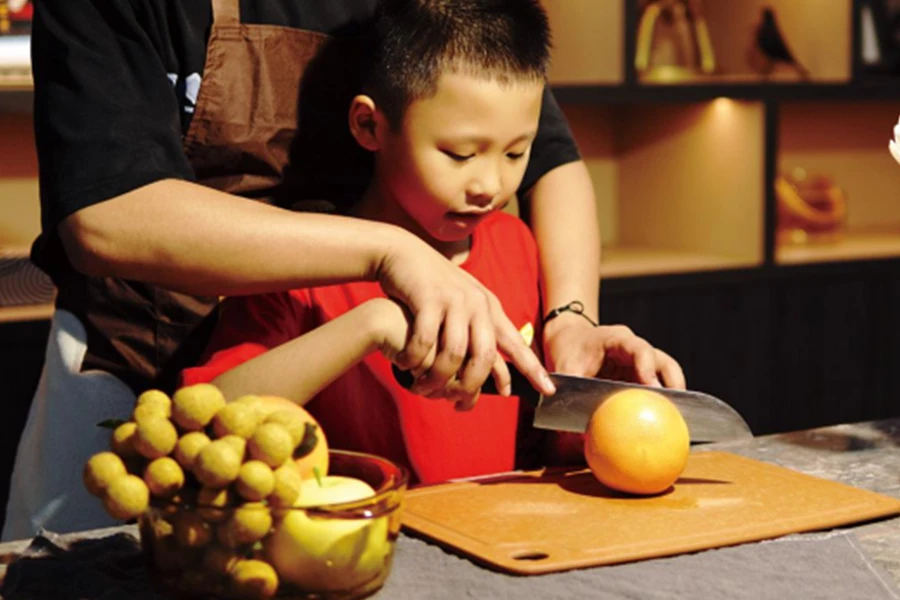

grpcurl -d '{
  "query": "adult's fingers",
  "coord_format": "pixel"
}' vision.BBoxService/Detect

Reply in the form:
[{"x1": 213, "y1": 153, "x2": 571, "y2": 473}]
[
  {"x1": 455, "y1": 308, "x2": 500, "y2": 396},
  {"x1": 454, "y1": 394, "x2": 480, "y2": 411},
  {"x1": 655, "y1": 348, "x2": 686, "y2": 390},
  {"x1": 607, "y1": 331, "x2": 660, "y2": 387},
  {"x1": 409, "y1": 340, "x2": 439, "y2": 381},
  {"x1": 395, "y1": 305, "x2": 442, "y2": 373},
  {"x1": 492, "y1": 306, "x2": 555, "y2": 396},
  {"x1": 488, "y1": 353, "x2": 512, "y2": 397},
  {"x1": 549, "y1": 352, "x2": 600, "y2": 379},
  {"x1": 410, "y1": 303, "x2": 470, "y2": 397}
]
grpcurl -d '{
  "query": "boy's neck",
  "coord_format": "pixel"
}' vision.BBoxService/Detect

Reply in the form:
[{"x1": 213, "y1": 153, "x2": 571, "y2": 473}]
[{"x1": 351, "y1": 184, "x2": 472, "y2": 266}]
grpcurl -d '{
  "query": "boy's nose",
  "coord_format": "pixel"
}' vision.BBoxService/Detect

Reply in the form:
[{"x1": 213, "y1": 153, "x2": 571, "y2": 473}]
[
  {"x1": 466, "y1": 190, "x2": 494, "y2": 208},
  {"x1": 467, "y1": 172, "x2": 502, "y2": 207}
]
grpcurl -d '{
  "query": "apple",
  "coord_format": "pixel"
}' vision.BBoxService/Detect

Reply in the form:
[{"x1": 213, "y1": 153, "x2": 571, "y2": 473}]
[
  {"x1": 264, "y1": 476, "x2": 391, "y2": 592},
  {"x1": 238, "y1": 395, "x2": 330, "y2": 479},
  {"x1": 291, "y1": 475, "x2": 373, "y2": 508}
]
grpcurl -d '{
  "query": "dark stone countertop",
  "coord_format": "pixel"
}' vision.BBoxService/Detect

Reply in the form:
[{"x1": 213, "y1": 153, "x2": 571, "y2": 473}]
[
  {"x1": 699, "y1": 419, "x2": 900, "y2": 584},
  {"x1": 2, "y1": 419, "x2": 900, "y2": 594}
]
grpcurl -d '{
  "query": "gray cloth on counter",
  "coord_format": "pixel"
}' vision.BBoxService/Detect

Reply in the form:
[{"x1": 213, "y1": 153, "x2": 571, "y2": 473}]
[{"x1": 1, "y1": 528, "x2": 898, "y2": 600}]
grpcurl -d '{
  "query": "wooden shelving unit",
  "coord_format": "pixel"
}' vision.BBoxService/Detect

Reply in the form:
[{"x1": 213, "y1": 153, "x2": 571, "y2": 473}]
[{"x1": 547, "y1": 0, "x2": 900, "y2": 280}]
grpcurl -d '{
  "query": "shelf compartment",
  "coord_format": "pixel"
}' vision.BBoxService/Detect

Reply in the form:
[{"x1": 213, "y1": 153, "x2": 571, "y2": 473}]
[
  {"x1": 634, "y1": 0, "x2": 851, "y2": 85},
  {"x1": 562, "y1": 99, "x2": 765, "y2": 279},
  {"x1": 601, "y1": 246, "x2": 760, "y2": 278},
  {"x1": 544, "y1": 0, "x2": 623, "y2": 85},
  {"x1": 776, "y1": 229, "x2": 900, "y2": 266},
  {"x1": 776, "y1": 101, "x2": 900, "y2": 265}
]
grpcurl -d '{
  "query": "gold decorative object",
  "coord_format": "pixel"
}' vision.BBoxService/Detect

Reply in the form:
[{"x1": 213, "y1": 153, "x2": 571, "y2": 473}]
[
  {"x1": 635, "y1": 0, "x2": 716, "y2": 82},
  {"x1": 776, "y1": 168, "x2": 847, "y2": 246}
]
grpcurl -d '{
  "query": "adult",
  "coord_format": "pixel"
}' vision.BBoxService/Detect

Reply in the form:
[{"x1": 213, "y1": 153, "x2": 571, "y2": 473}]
[{"x1": 4, "y1": 0, "x2": 606, "y2": 539}]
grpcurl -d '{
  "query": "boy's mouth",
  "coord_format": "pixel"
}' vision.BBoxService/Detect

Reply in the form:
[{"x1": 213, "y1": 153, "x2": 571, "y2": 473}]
[{"x1": 446, "y1": 210, "x2": 492, "y2": 226}]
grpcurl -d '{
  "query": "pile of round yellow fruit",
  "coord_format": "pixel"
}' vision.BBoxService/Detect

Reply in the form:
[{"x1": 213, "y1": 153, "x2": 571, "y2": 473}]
[{"x1": 83, "y1": 384, "x2": 392, "y2": 600}]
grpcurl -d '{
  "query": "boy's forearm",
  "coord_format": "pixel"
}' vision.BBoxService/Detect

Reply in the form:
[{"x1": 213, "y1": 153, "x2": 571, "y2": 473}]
[
  {"x1": 58, "y1": 179, "x2": 412, "y2": 297},
  {"x1": 526, "y1": 161, "x2": 601, "y2": 325},
  {"x1": 211, "y1": 300, "x2": 393, "y2": 404}
]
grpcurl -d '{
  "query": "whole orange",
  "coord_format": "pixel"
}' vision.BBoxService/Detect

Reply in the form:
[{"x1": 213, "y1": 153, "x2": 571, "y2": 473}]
[
  {"x1": 246, "y1": 395, "x2": 330, "y2": 479},
  {"x1": 584, "y1": 388, "x2": 690, "y2": 495}
]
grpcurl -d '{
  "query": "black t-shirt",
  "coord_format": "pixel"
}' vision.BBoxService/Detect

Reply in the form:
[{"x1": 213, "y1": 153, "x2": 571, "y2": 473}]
[{"x1": 31, "y1": 0, "x2": 581, "y2": 273}]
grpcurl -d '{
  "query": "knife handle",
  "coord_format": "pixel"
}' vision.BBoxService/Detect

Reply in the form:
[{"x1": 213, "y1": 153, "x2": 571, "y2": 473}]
[{"x1": 391, "y1": 363, "x2": 540, "y2": 406}]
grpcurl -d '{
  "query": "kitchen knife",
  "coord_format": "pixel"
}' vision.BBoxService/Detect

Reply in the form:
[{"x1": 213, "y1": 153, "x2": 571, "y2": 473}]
[{"x1": 392, "y1": 364, "x2": 752, "y2": 443}]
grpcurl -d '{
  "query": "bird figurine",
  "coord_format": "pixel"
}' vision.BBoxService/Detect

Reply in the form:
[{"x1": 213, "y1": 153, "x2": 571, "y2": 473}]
[{"x1": 750, "y1": 7, "x2": 810, "y2": 80}]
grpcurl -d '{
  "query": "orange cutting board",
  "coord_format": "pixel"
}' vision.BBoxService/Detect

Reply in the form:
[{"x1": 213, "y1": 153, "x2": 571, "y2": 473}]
[{"x1": 400, "y1": 451, "x2": 900, "y2": 575}]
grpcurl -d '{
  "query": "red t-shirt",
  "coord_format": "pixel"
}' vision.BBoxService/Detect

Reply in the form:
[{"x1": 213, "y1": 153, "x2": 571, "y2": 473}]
[{"x1": 181, "y1": 212, "x2": 540, "y2": 484}]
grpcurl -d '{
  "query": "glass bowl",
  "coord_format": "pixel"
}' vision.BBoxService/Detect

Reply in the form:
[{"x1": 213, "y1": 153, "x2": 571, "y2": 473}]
[{"x1": 139, "y1": 449, "x2": 408, "y2": 600}]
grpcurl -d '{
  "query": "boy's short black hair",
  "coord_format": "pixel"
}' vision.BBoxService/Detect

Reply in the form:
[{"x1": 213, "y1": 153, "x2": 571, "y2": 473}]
[{"x1": 366, "y1": 0, "x2": 551, "y2": 127}]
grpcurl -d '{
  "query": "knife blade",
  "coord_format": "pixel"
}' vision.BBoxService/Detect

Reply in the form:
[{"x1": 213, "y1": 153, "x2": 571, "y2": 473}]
[
  {"x1": 391, "y1": 364, "x2": 752, "y2": 443},
  {"x1": 536, "y1": 373, "x2": 752, "y2": 443}
]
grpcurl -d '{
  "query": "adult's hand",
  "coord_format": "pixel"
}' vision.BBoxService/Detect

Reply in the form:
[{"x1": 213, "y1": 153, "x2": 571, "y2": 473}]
[
  {"x1": 376, "y1": 236, "x2": 555, "y2": 405},
  {"x1": 543, "y1": 314, "x2": 686, "y2": 390}
]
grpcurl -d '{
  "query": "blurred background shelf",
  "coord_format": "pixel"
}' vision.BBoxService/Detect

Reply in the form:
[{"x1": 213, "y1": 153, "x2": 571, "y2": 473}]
[
  {"x1": 0, "y1": 72, "x2": 32, "y2": 91},
  {"x1": 0, "y1": 303, "x2": 52, "y2": 324},
  {"x1": 561, "y1": 99, "x2": 765, "y2": 280},
  {"x1": 544, "y1": 0, "x2": 624, "y2": 85},
  {"x1": 554, "y1": 80, "x2": 900, "y2": 103},
  {"x1": 601, "y1": 246, "x2": 760, "y2": 278},
  {"x1": 776, "y1": 100, "x2": 900, "y2": 267},
  {"x1": 0, "y1": 32, "x2": 32, "y2": 91},
  {"x1": 776, "y1": 230, "x2": 900, "y2": 265}
]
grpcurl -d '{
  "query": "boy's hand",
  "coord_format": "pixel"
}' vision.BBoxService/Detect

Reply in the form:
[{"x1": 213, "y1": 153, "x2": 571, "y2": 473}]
[
  {"x1": 543, "y1": 315, "x2": 686, "y2": 389},
  {"x1": 369, "y1": 297, "x2": 514, "y2": 411},
  {"x1": 368, "y1": 298, "x2": 414, "y2": 363},
  {"x1": 376, "y1": 237, "x2": 555, "y2": 404}
]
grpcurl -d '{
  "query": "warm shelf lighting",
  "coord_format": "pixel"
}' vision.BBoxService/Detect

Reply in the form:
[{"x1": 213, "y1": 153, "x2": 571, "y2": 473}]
[{"x1": 711, "y1": 97, "x2": 734, "y2": 115}]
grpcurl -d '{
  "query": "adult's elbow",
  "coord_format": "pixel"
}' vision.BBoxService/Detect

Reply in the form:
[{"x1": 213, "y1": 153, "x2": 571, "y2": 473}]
[{"x1": 58, "y1": 210, "x2": 120, "y2": 277}]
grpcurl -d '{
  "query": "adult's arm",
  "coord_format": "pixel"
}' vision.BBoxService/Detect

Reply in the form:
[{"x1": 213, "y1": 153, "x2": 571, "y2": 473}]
[
  {"x1": 36, "y1": 1, "x2": 553, "y2": 399},
  {"x1": 521, "y1": 91, "x2": 683, "y2": 386},
  {"x1": 517, "y1": 89, "x2": 602, "y2": 375},
  {"x1": 526, "y1": 160, "x2": 603, "y2": 375}
]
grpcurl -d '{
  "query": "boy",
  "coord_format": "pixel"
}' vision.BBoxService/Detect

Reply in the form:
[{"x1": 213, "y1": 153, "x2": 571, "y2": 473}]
[{"x1": 182, "y1": 0, "x2": 683, "y2": 484}]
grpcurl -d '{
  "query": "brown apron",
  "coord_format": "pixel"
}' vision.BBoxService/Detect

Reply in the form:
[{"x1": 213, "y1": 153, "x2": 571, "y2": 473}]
[
  {"x1": 6, "y1": 0, "x2": 375, "y2": 539},
  {"x1": 53, "y1": 0, "x2": 370, "y2": 394}
]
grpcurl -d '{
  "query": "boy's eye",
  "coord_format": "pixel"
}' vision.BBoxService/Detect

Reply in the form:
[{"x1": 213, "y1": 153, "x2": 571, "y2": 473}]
[
  {"x1": 507, "y1": 152, "x2": 526, "y2": 160},
  {"x1": 442, "y1": 150, "x2": 474, "y2": 162}
]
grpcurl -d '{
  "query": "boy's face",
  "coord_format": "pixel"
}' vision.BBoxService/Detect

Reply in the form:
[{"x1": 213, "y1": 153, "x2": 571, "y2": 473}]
[{"x1": 371, "y1": 72, "x2": 544, "y2": 247}]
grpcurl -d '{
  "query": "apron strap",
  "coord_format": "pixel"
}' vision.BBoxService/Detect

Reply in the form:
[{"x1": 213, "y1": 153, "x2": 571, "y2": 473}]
[{"x1": 211, "y1": 0, "x2": 240, "y2": 25}]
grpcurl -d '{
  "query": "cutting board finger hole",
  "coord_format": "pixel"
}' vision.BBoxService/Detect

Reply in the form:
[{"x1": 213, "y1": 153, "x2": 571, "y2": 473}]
[{"x1": 511, "y1": 550, "x2": 550, "y2": 562}]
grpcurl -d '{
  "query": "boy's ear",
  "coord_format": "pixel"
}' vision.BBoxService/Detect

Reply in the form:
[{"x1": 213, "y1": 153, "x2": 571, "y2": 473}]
[{"x1": 348, "y1": 94, "x2": 383, "y2": 152}]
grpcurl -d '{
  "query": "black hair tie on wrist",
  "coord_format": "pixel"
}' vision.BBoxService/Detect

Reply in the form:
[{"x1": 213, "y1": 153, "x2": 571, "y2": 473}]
[{"x1": 542, "y1": 300, "x2": 599, "y2": 328}]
